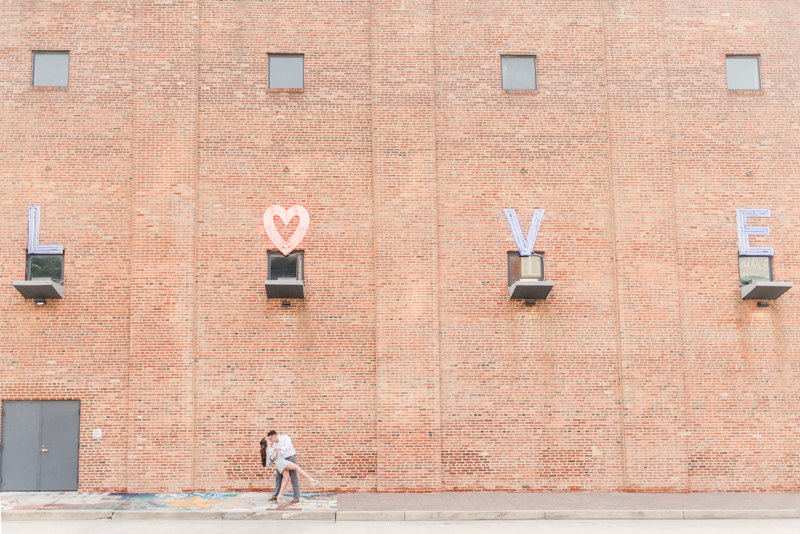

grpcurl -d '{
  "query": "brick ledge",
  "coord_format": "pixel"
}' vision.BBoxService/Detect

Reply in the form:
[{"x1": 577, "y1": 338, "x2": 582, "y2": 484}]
[{"x1": 728, "y1": 89, "x2": 763, "y2": 95}]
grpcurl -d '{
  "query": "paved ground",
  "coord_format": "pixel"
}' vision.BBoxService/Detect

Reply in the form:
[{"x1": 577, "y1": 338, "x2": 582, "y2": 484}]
[
  {"x1": 0, "y1": 491, "x2": 336, "y2": 514},
  {"x1": 4, "y1": 519, "x2": 800, "y2": 534},
  {"x1": 339, "y1": 491, "x2": 800, "y2": 511},
  {"x1": 1, "y1": 491, "x2": 798, "y2": 521}
]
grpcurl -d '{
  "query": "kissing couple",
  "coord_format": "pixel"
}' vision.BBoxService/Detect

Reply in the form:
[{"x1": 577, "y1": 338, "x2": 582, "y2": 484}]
[{"x1": 260, "y1": 430, "x2": 319, "y2": 504}]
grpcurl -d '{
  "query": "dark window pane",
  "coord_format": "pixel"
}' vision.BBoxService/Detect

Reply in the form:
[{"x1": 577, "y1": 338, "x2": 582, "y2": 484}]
[
  {"x1": 269, "y1": 55, "x2": 304, "y2": 89},
  {"x1": 33, "y1": 52, "x2": 69, "y2": 87},
  {"x1": 739, "y1": 256, "x2": 771, "y2": 285},
  {"x1": 28, "y1": 255, "x2": 64, "y2": 282},
  {"x1": 726, "y1": 56, "x2": 760, "y2": 90},
  {"x1": 502, "y1": 56, "x2": 536, "y2": 90},
  {"x1": 268, "y1": 252, "x2": 303, "y2": 280}
]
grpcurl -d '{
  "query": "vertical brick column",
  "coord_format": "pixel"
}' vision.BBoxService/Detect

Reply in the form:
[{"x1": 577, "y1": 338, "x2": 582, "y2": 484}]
[
  {"x1": 371, "y1": 0, "x2": 441, "y2": 491},
  {"x1": 602, "y1": 2, "x2": 688, "y2": 491},
  {"x1": 128, "y1": 0, "x2": 198, "y2": 492}
]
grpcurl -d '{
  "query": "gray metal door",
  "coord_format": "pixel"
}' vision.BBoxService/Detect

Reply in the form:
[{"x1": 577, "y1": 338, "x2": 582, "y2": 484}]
[
  {"x1": 0, "y1": 401, "x2": 41, "y2": 490},
  {"x1": 0, "y1": 400, "x2": 80, "y2": 491}
]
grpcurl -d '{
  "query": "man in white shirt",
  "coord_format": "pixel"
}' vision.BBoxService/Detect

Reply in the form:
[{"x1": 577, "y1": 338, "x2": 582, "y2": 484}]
[{"x1": 266, "y1": 430, "x2": 301, "y2": 503}]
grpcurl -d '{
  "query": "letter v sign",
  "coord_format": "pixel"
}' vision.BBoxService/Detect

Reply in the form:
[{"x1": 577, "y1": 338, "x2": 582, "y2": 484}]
[
  {"x1": 27, "y1": 205, "x2": 63, "y2": 254},
  {"x1": 504, "y1": 208, "x2": 544, "y2": 257}
]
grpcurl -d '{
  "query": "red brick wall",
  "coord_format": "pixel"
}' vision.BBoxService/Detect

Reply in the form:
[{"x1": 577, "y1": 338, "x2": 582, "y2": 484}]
[
  {"x1": 668, "y1": 1, "x2": 800, "y2": 492},
  {"x1": 0, "y1": 0, "x2": 797, "y2": 493},
  {"x1": 191, "y1": 0, "x2": 377, "y2": 492},
  {"x1": 436, "y1": 0, "x2": 625, "y2": 492},
  {"x1": 372, "y1": 0, "x2": 442, "y2": 492},
  {"x1": 603, "y1": 1, "x2": 689, "y2": 492},
  {"x1": 128, "y1": 0, "x2": 198, "y2": 493},
  {"x1": 0, "y1": 0, "x2": 134, "y2": 492}
]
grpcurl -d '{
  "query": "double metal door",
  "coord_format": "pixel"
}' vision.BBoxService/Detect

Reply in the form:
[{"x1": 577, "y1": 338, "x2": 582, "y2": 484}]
[{"x1": 0, "y1": 400, "x2": 80, "y2": 491}]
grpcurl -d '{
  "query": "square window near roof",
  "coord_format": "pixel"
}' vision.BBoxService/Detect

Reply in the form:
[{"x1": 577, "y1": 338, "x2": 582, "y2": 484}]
[
  {"x1": 501, "y1": 56, "x2": 536, "y2": 90},
  {"x1": 726, "y1": 55, "x2": 760, "y2": 90},
  {"x1": 269, "y1": 55, "x2": 304, "y2": 89},
  {"x1": 33, "y1": 51, "x2": 70, "y2": 87}
]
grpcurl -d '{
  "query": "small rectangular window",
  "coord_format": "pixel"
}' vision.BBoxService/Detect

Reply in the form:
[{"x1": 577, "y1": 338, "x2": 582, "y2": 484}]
[
  {"x1": 726, "y1": 55, "x2": 760, "y2": 90},
  {"x1": 26, "y1": 254, "x2": 64, "y2": 283},
  {"x1": 269, "y1": 55, "x2": 304, "y2": 89},
  {"x1": 739, "y1": 256, "x2": 772, "y2": 285},
  {"x1": 501, "y1": 56, "x2": 536, "y2": 90},
  {"x1": 520, "y1": 255, "x2": 543, "y2": 280},
  {"x1": 268, "y1": 251, "x2": 304, "y2": 281},
  {"x1": 508, "y1": 251, "x2": 545, "y2": 286},
  {"x1": 32, "y1": 51, "x2": 70, "y2": 87}
]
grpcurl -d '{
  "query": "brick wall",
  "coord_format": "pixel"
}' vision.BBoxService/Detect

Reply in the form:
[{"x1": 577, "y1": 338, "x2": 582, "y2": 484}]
[
  {"x1": 128, "y1": 0, "x2": 198, "y2": 493},
  {"x1": 0, "y1": 0, "x2": 797, "y2": 493}
]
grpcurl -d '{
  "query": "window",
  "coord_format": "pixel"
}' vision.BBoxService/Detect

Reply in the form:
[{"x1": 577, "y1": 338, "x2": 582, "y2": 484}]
[
  {"x1": 739, "y1": 255, "x2": 772, "y2": 285},
  {"x1": 501, "y1": 56, "x2": 536, "y2": 90},
  {"x1": 508, "y1": 251, "x2": 545, "y2": 286},
  {"x1": 268, "y1": 251, "x2": 304, "y2": 281},
  {"x1": 520, "y1": 255, "x2": 543, "y2": 280},
  {"x1": 32, "y1": 51, "x2": 69, "y2": 87},
  {"x1": 26, "y1": 254, "x2": 64, "y2": 283},
  {"x1": 726, "y1": 55, "x2": 760, "y2": 90},
  {"x1": 269, "y1": 55, "x2": 304, "y2": 89}
]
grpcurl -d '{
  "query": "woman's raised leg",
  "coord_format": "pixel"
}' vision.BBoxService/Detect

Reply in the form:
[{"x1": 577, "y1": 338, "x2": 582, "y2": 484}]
[{"x1": 282, "y1": 461, "x2": 319, "y2": 484}]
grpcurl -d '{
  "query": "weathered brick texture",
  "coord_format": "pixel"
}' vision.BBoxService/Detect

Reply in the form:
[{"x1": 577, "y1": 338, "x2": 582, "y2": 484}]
[
  {"x1": 602, "y1": 1, "x2": 689, "y2": 492},
  {"x1": 1, "y1": 0, "x2": 798, "y2": 493},
  {"x1": 128, "y1": 0, "x2": 198, "y2": 492},
  {"x1": 372, "y1": 0, "x2": 442, "y2": 492}
]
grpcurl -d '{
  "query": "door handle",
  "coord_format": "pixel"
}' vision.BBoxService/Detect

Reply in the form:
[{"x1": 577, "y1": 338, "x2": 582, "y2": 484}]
[{"x1": 41, "y1": 448, "x2": 48, "y2": 452}]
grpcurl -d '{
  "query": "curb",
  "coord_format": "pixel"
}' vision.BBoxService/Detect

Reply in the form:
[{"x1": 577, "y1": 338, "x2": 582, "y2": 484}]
[
  {"x1": 337, "y1": 511, "x2": 406, "y2": 521},
  {"x1": 2, "y1": 510, "x2": 114, "y2": 521},
  {"x1": 112, "y1": 510, "x2": 222, "y2": 520},
  {"x1": 2, "y1": 508, "x2": 800, "y2": 521},
  {"x1": 226, "y1": 511, "x2": 337, "y2": 521},
  {"x1": 544, "y1": 510, "x2": 685, "y2": 520},
  {"x1": 405, "y1": 510, "x2": 546, "y2": 521},
  {"x1": 682, "y1": 510, "x2": 800, "y2": 520}
]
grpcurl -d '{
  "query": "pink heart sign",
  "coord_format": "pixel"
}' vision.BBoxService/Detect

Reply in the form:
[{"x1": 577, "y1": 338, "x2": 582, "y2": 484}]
[{"x1": 263, "y1": 205, "x2": 310, "y2": 256}]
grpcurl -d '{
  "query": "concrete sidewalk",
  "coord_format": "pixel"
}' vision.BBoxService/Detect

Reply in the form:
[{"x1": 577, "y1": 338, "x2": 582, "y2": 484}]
[
  {"x1": 1, "y1": 491, "x2": 799, "y2": 521},
  {"x1": 337, "y1": 492, "x2": 800, "y2": 521},
  {"x1": 1, "y1": 491, "x2": 337, "y2": 521}
]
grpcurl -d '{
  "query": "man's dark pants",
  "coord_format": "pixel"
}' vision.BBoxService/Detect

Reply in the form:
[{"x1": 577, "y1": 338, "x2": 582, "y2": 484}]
[{"x1": 274, "y1": 455, "x2": 300, "y2": 501}]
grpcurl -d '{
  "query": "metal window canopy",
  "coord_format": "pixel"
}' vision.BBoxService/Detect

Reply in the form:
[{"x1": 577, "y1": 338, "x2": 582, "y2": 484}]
[
  {"x1": 741, "y1": 281, "x2": 793, "y2": 300},
  {"x1": 264, "y1": 279, "x2": 305, "y2": 299},
  {"x1": 13, "y1": 206, "x2": 65, "y2": 301},
  {"x1": 509, "y1": 280, "x2": 554, "y2": 300},
  {"x1": 12, "y1": 278, "x2": 64, "y2": 300}
]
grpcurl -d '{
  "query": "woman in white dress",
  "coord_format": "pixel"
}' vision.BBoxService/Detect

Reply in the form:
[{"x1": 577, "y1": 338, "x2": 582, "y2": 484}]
[{"x1": 260, "y1": 437, "x2": 319, "y2": 503}]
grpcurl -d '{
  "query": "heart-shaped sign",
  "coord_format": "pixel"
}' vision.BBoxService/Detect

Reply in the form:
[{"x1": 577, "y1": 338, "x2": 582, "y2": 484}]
[{"x1": 263, "y1": 204, "x2": 310, "y2": 256}]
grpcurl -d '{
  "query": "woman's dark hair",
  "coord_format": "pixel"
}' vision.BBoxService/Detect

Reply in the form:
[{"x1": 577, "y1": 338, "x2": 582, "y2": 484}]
[
  {"x1": 267, "y1": 430, "x2": 277, "y2": 438},
  {"x1": 259, "y1": 437, "x2": 268, "y2": 467}
]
